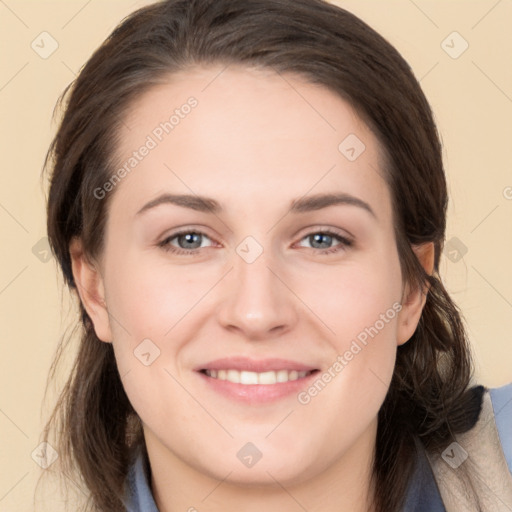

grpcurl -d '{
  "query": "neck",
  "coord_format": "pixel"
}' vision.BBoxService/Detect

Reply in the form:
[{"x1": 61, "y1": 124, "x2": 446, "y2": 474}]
[{"x1": 145, "y1": 420, "x2": 378, "y2": 512}]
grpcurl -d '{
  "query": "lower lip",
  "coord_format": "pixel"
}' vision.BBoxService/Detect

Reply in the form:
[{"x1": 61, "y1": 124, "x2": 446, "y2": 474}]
[{"x1": 196, "y1": 370, "x2": 319, "y2": 404}]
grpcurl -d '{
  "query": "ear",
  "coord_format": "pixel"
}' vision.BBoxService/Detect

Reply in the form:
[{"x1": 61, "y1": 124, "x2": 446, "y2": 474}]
[
  {"x1": 396, "y1": 241, "x2": 435, "y2": 346},
  {"x1": 69, "y1": 237, "x2": 112, "y2": 343}
]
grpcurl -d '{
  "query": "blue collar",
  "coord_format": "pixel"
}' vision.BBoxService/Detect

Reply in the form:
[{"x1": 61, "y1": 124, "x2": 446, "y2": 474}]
[
  {"x1": 123, "y1": 446, "x2": 159, "y2": 512},
  {"x1": 401, "y1": 442, "x2": 446, "y2": 512}
]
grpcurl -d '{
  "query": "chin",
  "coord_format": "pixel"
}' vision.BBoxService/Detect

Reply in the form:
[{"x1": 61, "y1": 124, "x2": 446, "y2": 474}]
[{"x1": 196, "y1": 446, "x2": 318, "y2": 488}]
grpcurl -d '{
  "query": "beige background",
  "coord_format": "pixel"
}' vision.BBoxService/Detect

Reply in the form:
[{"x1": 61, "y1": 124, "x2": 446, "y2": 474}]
[{"x1": 0, "y1": 0, "x2": 511, "y2": 510}]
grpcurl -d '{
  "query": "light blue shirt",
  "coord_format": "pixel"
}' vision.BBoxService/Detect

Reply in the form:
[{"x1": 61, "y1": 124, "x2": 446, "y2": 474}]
[{"x1": 124, "y1": 383, "x2": 512, "y2": 511}]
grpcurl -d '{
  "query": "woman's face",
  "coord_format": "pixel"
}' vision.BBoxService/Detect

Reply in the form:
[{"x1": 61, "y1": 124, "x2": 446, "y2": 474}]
[{"x1": 75, "y1": 65, "x2": 426, "y2": 487}]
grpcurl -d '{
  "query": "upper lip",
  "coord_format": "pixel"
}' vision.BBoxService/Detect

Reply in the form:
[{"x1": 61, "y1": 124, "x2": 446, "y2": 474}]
[{"x1": 196, "y1": 357, "x2": 318, "y2": 373}]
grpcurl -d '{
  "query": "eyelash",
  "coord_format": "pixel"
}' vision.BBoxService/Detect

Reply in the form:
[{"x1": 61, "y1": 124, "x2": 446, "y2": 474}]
[{"x1": 157, "y1": 228, "x2": 353, "y2": 256}]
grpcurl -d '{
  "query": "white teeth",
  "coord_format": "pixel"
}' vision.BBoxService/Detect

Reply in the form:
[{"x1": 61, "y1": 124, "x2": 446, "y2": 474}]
[
  {"x1": 276, "y1": 369, "x2": 289, "y2": 382},
  {"x1": 240, "y1": 371, "x2": 259, "y2": 385},
  {"x1": 258, "y1": 371, "x2": 276, "y2": 384},
  {"x1": 226, "y1": 369, "x2": 240, "y2": 383},
  {"x1": 204, "y1": 369, "x2": 311, "y2": 384}
]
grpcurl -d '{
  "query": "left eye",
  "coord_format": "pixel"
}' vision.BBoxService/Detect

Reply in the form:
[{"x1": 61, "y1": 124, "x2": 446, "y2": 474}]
[
  {"x1": 296, "y1": 231, "x2": 352, "y2": 253},
  {"x1": 158, "y1": 229, "x2": 352, "y2": 256},
  {"x1": 158, "y1": 231, "x2": 214, "y2": 254}
]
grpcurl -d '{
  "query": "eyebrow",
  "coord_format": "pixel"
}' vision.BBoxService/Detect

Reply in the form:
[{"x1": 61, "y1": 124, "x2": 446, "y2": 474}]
[{"x1": 136, "y1": 192, "x2": 376, "y2": 218}]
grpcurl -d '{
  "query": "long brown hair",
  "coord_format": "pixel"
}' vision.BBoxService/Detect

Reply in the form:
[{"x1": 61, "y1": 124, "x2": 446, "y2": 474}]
[{"x1": 41, "y1": 1, "x2": 482, "y2": 510}]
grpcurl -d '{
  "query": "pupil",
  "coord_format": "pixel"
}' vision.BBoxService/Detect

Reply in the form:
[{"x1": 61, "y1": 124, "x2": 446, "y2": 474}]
[
  {"x1": 312, "y1": 233, "x2": 331, "y2": 249},
  {"x1": 181, "y1": 233, "x2": 201, "y2": 249}
]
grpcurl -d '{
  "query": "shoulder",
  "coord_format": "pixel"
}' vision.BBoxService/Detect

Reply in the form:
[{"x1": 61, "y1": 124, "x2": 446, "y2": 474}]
[
  {"x1": 419, "y1": 383, "x2": 512, "y2": 512},
  {"x1": 489, "y1": 382, "x2": 512, "y2": 473}
]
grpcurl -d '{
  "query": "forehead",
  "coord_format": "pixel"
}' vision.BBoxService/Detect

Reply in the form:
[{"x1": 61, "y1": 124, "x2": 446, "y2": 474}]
[
  {"x1": 110, "y1": 65, "x2": 390, "y2": 220},
  {"x1": 121, "y1": 64, "x2": 373, "y2": 148}
]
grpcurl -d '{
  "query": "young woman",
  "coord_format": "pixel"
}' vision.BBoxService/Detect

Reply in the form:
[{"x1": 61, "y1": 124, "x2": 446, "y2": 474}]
[{"x1": 42, "y1": 0, "x2": 512, "y2": 511}]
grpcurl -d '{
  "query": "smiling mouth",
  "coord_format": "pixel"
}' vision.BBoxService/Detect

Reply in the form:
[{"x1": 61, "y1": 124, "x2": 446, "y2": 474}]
[{"x1": 200, "y1": 369, "x2": 319, "y2": 385}]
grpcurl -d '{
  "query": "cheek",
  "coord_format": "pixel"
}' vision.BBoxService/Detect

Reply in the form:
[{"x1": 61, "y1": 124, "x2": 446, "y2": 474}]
[
  {"x1": 103, "y1": 253, "x2": 222, "y2": 402},
  {"x1": 301, "y1": 253, "x2": 402, "y2": 344},
  {"x1": 104, "y1": 252, "x2": 207, "y2": 338},
  {"x1": 306, "y1": 286, "x2": 400, "y2": 408},
  {"x1": 103, "y1": 257, "x2": 199, "y2": 431},
  {"x1": 298, "y1": 250, "x2": 402, "y2": 400}
]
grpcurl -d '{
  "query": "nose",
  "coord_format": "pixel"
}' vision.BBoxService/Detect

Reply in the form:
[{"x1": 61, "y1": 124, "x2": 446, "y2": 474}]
[{"x1": 216, "y1": 246, "x2": 299, "y2": 341}]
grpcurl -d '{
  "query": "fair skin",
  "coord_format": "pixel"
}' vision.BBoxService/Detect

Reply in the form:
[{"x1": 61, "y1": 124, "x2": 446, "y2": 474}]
[{"x1": 70, "y1": 65, "x2": 434, "y2": 512}]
